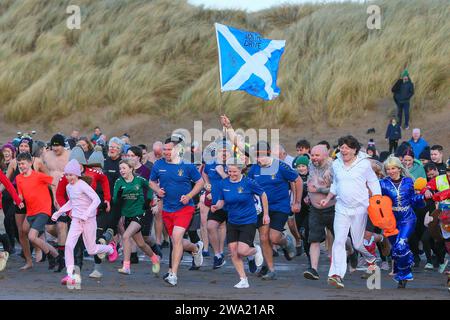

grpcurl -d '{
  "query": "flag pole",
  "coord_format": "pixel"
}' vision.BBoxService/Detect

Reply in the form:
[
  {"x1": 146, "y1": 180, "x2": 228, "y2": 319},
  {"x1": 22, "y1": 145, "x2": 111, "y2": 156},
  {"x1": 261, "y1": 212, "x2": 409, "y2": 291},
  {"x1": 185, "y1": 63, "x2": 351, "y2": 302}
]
[{"x1": 215, "y1": 23, "x2": 226, "y2": 145}]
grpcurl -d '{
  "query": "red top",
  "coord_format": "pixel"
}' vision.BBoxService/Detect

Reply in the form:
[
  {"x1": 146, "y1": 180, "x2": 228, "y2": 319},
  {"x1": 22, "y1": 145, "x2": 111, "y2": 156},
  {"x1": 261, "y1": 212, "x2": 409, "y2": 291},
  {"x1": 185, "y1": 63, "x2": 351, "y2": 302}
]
[
  {"x1": 0, "y1": 171, "x2": 22, "y2": 206},
  {"x1": 16, "y1": 171, "x2": 53, "y2": 216}
]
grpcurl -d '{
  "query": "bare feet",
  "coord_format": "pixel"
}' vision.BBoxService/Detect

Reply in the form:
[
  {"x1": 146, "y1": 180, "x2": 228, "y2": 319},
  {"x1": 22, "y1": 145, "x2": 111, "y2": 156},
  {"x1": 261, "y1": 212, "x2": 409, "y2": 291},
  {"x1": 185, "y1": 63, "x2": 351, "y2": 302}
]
[{"x1": 20, "y1": 263, "x2": 33, "y2": 271}]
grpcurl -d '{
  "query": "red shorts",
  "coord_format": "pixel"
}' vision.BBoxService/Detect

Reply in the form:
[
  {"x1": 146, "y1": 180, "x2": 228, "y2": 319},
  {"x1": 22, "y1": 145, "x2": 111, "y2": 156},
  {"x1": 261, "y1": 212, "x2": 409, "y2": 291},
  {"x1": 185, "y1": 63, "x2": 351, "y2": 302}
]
[{"x1": 162, "y1": 206, "x2": 195, "y2": 237}]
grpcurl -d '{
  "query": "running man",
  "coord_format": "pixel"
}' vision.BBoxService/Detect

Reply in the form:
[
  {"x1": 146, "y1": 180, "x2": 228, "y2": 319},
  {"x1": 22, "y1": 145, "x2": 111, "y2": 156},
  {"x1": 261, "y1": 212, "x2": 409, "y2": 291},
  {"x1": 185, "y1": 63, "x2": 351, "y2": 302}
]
[{"x1": 150, "y1": 137, "x2": 204, "y2": 286}]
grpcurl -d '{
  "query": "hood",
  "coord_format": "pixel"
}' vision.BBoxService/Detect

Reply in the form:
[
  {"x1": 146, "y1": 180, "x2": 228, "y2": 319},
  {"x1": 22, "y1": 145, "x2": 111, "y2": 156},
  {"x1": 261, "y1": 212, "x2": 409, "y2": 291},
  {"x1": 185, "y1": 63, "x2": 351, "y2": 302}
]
[{"x1": 336, "y1": 151, "x2": 369, "y2": 166}]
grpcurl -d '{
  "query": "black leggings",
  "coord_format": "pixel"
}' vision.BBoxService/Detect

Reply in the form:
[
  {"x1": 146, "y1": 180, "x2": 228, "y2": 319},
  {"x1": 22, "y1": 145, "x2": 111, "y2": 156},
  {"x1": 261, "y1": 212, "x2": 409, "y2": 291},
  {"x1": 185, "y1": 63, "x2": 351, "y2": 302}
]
[
  {"x1": 295, "y1": 211, "x2": 310, "y2": 257},
  {"x1": 2, "y1": 193, "x2": 18, "y2": 249}
]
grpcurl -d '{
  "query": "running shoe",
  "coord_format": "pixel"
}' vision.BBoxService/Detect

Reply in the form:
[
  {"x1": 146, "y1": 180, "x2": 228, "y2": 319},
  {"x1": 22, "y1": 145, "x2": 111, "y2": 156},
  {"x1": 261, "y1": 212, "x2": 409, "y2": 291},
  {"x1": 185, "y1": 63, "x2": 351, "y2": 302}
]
[
  {"x1": 327, "y1": 275, "x2": 344, "y2": 289},
  {"x1": 151, "y1": 244, "x2": 163, "y2": 259},
  {"x1": 61, "y1": 275, "x2": 77, "y2": 286},
  {"x1": 0, "y1": 252, "x2": 9, "y2": 272},
  {"x1": 108, "y1": 242, "x2": 118, "y2": 263},
  {"x1": 296, "y1": 245, "x2": 304, "y2": 257},
  {"x1": 257, "y1": 265, "x2": 269, "y2": 278},
  {"x1": 202, "y1": 250, "x2": 210, "y2": 257},
  {"x1": 151, "y1": 255, "x2": 160, "y2": 274},
  {"x1": 439, "y1": 259, "x2": 448, "y2": 274},
  {"x1": 193, "y1": 241, "x2": 204, "y2": 267},
  {"x1": 163, "y1": 272, "x2": 170, "y2": 280},
  {"x1": 118, "y1": 267, "x2": 131, "y2": 275},
  {"x1": 303, "y1": 268, "x2": 319, "y2": 280},
  {"x1": 248, "y1": 258, "x2": 257, "y2": 273},
  {"x1": 361, "y1": 263, "x2": 378, "y2": 279},
  {"x1": 189, "y1": 257, "x2": 200, "y2": 271},
  {"x1": 282, "y1": 235, "x2": 296, "y2": 261},
  {"x1": 89, "y1": 269, "x2": 103, "y2": 278},
  {"x1": 262, "y1": 271, "x2": 277, "y2": 280},
  {"x1": 164, "y1": 273, "x2": 177, "y2": 286},
  {"x1": 102, "y1": 228, "x2": 114, "y2": 243},
  {"x1": 234, "y1": 278, "x2": 249, "y2": 289},
  {"x1": 213, "y1": 255, "x2": 226, "y2": 269},
  {"x1": 424, "y1": 263, "x2": 434, "y2": 270},
  {"x1": 97, "y1": 238, "x2": 107, "y2": 260},
  {"x1": 254, "y1": 245, "x2": 263, "y2": 267}
]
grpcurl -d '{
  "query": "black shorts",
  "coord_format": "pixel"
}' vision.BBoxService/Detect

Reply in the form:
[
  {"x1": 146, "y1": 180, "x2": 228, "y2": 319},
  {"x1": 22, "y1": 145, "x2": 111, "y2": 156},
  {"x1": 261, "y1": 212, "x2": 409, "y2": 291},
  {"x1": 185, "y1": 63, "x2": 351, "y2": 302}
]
[
  {"x1": 257, "y1": 211, "x2": 289, "y2": 232},
  {"x1": 208, "y1": 209, "x2": 228, "y2": 224},
  {"x1": 26, "y1": 214, "x2": 49, "y2": 233},
  {"x1": 308, "y1": 206, "x2": 335, "y2": 243},
  {"x1": 226, "y1": 223, "x2": 256, "y2": 247},
  {"x1": 124, "y1": 214, "x2": 146, "y2": 230},
  {"x1": 15, "y1": 204, "x2": 27, "y2": 215},
  {"x1": 141, "y1": 209, "x2": 154, "y2": 237},
  {"x1": 46, "y1": 214, "x2": 70, "y2": 225}
]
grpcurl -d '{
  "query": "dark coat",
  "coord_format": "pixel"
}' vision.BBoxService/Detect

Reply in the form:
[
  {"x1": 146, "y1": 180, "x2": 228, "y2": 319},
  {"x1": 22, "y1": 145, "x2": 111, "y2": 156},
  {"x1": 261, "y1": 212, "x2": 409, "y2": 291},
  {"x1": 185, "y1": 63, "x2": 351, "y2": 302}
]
[
  {"x1": 385, "y1": 123, "x2": 402, "y2": 140},
  {"x1": 392, "y1": 79, "x2": 414, "y2": 103}
]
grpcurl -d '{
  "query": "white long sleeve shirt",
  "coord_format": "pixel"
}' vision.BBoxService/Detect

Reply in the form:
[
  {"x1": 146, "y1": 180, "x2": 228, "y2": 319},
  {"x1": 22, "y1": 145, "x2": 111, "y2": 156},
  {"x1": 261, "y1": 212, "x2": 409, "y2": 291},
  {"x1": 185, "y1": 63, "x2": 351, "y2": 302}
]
[{"x1": 330, "y1": 152, "x2": 381, "y2": 210}]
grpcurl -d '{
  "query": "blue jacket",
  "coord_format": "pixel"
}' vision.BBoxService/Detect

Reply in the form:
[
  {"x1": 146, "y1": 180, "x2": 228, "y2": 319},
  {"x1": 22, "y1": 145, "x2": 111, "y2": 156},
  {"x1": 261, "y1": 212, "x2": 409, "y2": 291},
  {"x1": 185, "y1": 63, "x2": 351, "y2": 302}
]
[
  {"x1": 385, "y1": 124, "x2": 402, "y2": 140},
  {"x1": 379, "y1": 176, "x2": 425, "y2": 223},
  {"x1": 408, "y1": 137, "x2": 429, "y2": 158}
]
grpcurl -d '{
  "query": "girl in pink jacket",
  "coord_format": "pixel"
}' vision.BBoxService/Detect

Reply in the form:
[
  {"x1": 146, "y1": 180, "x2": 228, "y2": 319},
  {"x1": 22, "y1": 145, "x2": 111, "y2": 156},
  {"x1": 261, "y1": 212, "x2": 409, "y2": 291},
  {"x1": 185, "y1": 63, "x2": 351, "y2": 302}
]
[{"x1": 52, "y1": 159, "x2": 118, "y2": 286}]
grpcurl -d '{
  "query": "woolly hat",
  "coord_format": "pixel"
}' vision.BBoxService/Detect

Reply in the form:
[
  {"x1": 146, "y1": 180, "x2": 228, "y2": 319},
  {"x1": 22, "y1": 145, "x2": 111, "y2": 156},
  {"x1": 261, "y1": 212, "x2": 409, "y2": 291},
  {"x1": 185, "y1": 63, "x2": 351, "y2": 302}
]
[
  {"x1": 419, "y1": 148, "x2": 431, "y2": 161},
  {"x1": 401, "y1": 69, "x2": 409, "y2": 78},
  {"x1": 69, "y1": 146, "x2": 87, "y2": 165},
  {"x1": 64, "y1": 159, "x2": 82, "y2": 177},
  {"x1": 50, "y1": 134, "x2": 65, "y2": 147},
  {"x1": 2, "y1": 143, "x2": 16, "y2": 157},
  {"x1": 293, "y1": 155, "x2": 310, "y2": 168},
  {"x1": 414, "y1": 177, "x2": 427, "y2": 191},
  {"x1": 87, "y1": 146, "x2": 105, "y2": 168},
  {"x1": 19, "y1": 137, "x2": 33, "y2": 153}
]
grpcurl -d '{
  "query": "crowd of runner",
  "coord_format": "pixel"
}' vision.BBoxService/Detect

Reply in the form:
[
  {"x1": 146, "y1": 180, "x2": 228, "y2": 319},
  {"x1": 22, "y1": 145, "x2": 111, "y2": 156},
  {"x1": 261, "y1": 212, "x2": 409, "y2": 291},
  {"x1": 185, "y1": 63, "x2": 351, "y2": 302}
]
[{"x1": 0, "y1": 116, "x2": 449, "y2": 292}]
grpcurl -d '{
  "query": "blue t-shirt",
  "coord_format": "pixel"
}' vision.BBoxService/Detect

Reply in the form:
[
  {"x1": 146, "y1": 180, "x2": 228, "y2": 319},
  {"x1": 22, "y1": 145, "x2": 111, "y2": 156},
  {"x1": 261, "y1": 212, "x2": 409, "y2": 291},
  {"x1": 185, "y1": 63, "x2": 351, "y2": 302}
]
[
  {"x1": 150, "y1": 159, "x2": 202, "y2": 212},
  {"x1": 247, "y1": 159, "x2": 299, "y2": 214},
  {"x1": 204, "y1": 161, "x2": 227, "y2": 204},
  {"x1": 218, "y1": 177, "x2": 264, "y2": 225}
]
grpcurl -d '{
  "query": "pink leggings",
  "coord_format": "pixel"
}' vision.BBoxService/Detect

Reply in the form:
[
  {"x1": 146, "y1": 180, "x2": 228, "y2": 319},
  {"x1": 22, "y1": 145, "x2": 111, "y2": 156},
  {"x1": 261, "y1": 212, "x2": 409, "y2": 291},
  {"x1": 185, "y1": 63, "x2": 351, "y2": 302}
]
[{"x1": 65, "y1": 217, "x2": 112, "y2": 275}]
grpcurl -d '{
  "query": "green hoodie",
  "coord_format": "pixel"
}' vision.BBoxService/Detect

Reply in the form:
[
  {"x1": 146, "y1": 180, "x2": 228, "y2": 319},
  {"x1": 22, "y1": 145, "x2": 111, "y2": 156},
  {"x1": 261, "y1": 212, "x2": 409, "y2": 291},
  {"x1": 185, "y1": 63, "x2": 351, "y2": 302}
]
[{"x1": 408, "y1": 159, "x2": 426, "y2": 180}]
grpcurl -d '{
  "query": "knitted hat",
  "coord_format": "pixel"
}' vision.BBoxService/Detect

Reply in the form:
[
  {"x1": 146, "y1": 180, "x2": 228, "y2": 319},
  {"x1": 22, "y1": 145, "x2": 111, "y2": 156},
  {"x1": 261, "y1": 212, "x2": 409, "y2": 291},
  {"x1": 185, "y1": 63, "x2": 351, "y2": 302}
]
[
  {"x1": 64, "y1": 159, "x2": 82, "y2": 177},
  {"x1": 50, "y1": 134, "x2": 65, "y2": 147},
  {"x1": 19, "y1": 137, "x2": 33, "y2": 153},
  {"x1": 69, "y1": 146, "x2": 87, "y2": 165},
  {"x1": 1, "y1": 143, "x2": 16, "y2": 157},
  {"x1": 414, "y1": 177, "x2": 427, "y2": 191},
  {"x1": 87, "y1": 146, "x2": 105, "y2": 168},
  {"x1": 401, "y1": 69, "x2": 409, "y2": 78},
  {"x1": 293, "y1": 155, "x2": 309, "y2": 168}
]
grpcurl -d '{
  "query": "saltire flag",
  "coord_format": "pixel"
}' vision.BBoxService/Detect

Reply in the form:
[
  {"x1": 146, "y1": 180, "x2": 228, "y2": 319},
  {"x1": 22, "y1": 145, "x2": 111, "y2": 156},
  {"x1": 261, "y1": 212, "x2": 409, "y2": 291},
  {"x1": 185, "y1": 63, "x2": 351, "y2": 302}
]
[{"x1": 214, "y1": 23, "x2": 286, "y2": 100}]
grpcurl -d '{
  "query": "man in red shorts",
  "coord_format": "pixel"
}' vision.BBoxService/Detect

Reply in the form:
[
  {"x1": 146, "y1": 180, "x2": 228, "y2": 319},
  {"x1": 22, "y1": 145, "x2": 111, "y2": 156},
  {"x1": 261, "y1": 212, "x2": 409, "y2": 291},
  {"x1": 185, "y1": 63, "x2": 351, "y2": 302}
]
[{"x1": 150, "y1": 137, "x2": 204, "y2": 286}]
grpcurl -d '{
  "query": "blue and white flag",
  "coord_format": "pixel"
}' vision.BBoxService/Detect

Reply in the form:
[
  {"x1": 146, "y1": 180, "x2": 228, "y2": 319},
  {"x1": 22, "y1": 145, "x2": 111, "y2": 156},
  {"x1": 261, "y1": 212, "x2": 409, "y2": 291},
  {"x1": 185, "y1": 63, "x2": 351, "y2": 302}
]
[{"x1": 215, "y1": 23, "x2": 286, "y2": 101}]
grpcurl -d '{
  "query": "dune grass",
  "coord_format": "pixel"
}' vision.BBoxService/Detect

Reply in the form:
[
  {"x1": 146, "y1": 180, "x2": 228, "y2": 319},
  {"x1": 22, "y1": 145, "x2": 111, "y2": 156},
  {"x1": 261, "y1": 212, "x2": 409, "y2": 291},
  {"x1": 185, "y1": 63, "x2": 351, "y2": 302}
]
[{"x1": 0, "y1": 0, "x2": 448, "y2": 127}]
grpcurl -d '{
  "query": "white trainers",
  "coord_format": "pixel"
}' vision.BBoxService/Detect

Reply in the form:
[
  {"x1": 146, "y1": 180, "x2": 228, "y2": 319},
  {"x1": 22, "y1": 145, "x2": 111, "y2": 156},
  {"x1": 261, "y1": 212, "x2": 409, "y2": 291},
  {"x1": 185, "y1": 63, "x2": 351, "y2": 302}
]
[
  {"x1": 97, "y1": 238, "x2": 107, "y2": 260},
  {"x1": 193, "y1": 241, "x2": 204, "y2": 267},
  {"x1": 424, "y1": 263, "x2": 434, "y2": 270},
  {"x1": 438, "y1": 259, "x2": 448, "y2": 274},
  {"x1": 118, "y1": 268, "x2": 131, "y2": 275},
  {"x1": 234, "y1": 278, "x2": 249, "y2": 289},
  {"x1": 164, "y1": 272, "x2": 177, "y2": 286},
  {"x1": 89, "y1": 269, "x2": 103, "y2": 278},
  {"x1": 254, "y1": 245, "x2": 263, "y2": 267}
]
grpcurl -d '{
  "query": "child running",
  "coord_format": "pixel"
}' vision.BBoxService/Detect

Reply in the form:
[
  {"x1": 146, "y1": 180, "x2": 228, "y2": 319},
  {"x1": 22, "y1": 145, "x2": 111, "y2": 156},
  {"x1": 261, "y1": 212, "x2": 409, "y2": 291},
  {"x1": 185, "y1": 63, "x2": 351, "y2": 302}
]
[
  {"x1": 51, "y1": 159, "x2": 118, "y2": 285},
  {"x1": 114, "y1": 159, "x2": 160, "y2": 275}
]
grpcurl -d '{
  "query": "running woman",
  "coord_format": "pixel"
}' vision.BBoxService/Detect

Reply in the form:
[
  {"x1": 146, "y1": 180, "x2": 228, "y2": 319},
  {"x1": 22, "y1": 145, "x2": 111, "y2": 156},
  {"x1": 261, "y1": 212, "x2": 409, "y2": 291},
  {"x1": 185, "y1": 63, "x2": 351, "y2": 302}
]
[
  {"x1": 380, "y1": 156, "x2": 425, "y2": 288},
  {"x1": 211, "y1": 159, "x2": 267, "y2": 288},
  {"x1": 114, "y1": 159, "x2": 160, "y2": 275},
  {"x1": 15, "y1": 152, "x2": 60, "y2": 271},
  {"x1": 150, "y1": 137, "x2": 204, "y2": 286},
  {"x1": 52, "y1": 159, "x2": 118, "y2": 286}
]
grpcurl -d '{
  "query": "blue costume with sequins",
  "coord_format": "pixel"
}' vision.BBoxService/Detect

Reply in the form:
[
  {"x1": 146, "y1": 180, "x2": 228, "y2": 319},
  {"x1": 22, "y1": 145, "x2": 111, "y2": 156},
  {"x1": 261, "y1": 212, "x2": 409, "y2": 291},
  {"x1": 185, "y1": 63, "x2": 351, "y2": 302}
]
[{"x1": 379, "y1": 176, "x2": 425, "y2": 281}]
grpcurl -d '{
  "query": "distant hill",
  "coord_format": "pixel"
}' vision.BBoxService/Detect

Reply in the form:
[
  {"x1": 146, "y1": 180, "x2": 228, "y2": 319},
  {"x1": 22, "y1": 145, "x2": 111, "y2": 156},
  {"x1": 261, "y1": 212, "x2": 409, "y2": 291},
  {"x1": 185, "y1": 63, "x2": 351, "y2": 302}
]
[{"x1": 0, "y1": 0, "x2": 448, "y2": 128}]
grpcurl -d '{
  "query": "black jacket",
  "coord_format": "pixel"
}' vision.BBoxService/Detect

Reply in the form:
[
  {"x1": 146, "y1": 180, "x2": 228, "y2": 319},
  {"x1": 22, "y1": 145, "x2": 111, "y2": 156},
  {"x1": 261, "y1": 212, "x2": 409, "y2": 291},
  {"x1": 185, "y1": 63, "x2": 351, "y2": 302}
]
[
  {"x1": 385, "y1": 123, "x2": 402, "y2": 140},
  {"x1": 392, "y1": 79, "x2": 414, "y2": 103}
]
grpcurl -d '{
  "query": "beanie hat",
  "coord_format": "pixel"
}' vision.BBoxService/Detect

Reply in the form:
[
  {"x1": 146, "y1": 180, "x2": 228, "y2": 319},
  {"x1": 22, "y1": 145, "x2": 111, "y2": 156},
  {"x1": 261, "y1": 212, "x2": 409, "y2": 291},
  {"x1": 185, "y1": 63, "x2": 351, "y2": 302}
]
[
  {"x1": 414, "y1": 177, "x2": 427, "y2": 191},
  {"x1": 401, "y1": 69, "x2": 409, "y2": 78},
  {"x1": 50, "y1": 134, "x2": 65, "y2": 147},
  {"x1": 64, "y1": 159, "x2": 82, "y2": 177},
  {"x1": 419, "y1": 148, "x2": 431, "y2": 161},
  {"x1": 2, "y1": 143, "x2": 16, "y2": 157},
  {"x1": 19, "y1": 137, "x2": 33, "y2": 153},
  {"x1": 69, "y1": 146, "x2": 87, "y2": 165},
  {"x1": 87, "y1": 146, "x2": 105, "y2": 168},
  {"x1": 293, "y1": 155, "x2": 309, "y2": 168}
]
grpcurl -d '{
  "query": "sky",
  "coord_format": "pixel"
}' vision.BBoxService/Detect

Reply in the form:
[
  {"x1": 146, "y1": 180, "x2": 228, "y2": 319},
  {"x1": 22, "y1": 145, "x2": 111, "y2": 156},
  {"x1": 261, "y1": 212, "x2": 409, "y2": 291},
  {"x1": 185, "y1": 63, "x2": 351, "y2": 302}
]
[{"x1": 188, "y1": 0, "x2": 365, "y2": 12}]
